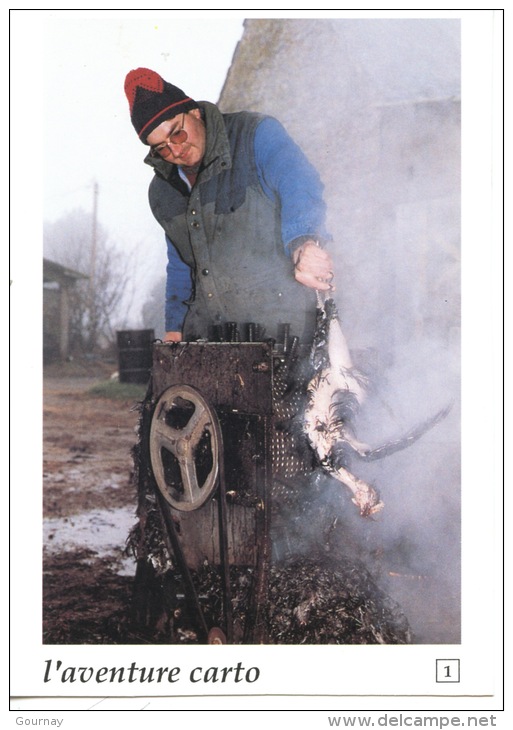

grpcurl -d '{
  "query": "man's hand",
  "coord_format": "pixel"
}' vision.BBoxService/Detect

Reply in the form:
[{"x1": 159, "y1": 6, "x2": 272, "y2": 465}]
[
  {"x1": 292, "y1": 240, "x2": 335, "y2": 291},
  {"x1": 163, "y1": 331, "x2": 182, "y2": 342}
]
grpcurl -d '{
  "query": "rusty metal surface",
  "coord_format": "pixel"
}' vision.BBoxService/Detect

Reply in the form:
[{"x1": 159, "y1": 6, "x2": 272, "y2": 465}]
[
  {"x1": 171, "y1": 500, "x2": 259, "y2": 568},
  {"x1": 146, "y1": 342, "x2": 276, "y2": 642},
  {"x1": 132, "y1": 340, "x2": 310, "y2": 643},
  {"x1": 151, "y1": 342, "x2": 275, "y2": 570},
  {"x1": 152, "y1": 342, "x2": 275, "y2": 415}
]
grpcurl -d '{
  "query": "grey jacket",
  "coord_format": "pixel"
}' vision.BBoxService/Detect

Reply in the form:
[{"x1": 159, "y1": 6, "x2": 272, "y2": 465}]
[{"x1": 146, "y1": 102, "x2": 328, "y2": 343}]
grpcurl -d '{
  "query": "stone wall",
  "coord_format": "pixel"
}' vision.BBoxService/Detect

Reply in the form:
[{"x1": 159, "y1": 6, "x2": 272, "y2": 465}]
[
  {"x1": 219, "y1": 18, "x2": 460, "y2": 364},
  {"x1": 219, "y1": 21, "x2": 461, "y2": 642}
]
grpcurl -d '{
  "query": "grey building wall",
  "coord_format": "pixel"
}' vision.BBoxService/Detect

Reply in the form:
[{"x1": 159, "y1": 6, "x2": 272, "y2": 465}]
[
  {"x1": 219, "y1": 19, "x2": 461, "y2": 643},
  {"x1": 43, "y1": 258, "x2": 88, "y2": 363},
  {"x1": 219, "y1": 18, "x2": 460, "y2": 361}
]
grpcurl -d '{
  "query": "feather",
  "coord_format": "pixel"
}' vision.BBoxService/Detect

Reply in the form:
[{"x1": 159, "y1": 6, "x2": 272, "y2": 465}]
[{"x1": 302, "y1": 296, "x2": 450, "y2": 517}]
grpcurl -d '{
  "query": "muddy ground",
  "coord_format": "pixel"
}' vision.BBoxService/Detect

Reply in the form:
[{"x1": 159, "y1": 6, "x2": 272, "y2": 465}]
[
  {"x1": 41, "y1": 360, "x2": 459, "y2": 646},
  {"x1": 42, "y1": 361, "x2": 149, "y2": 644}
]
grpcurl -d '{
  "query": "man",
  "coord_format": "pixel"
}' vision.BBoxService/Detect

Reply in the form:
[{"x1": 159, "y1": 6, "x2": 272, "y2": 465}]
[{"x1": 124, "y1": 67, "x2": 334, "y2": 344}]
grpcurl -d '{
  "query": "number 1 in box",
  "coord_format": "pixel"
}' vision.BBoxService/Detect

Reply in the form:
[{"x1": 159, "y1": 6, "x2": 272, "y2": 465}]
[{"x1": 436, "y1": 659, "x2": 460, "y2": 682}]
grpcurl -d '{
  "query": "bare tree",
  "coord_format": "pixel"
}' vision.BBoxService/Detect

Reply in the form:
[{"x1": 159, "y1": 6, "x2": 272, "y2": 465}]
[{"x1": 44, "y1": 207, "x2": 136, "y2": 353}]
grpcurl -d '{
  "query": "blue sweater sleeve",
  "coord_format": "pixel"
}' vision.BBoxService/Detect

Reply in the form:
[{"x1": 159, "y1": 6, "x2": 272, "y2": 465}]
[
  {"x1": 165, "y1": 235, "x2": 193, "y2": 332},
  {"x1": 254, "y1": 117, "x2": 330, "y2": 256}
]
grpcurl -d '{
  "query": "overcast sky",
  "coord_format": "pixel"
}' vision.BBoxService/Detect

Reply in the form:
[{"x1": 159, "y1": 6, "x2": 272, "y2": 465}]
[
  {"x1": 42, "y1": 14, "x2": 244, "y2": 233},
  {"x1": 32, "y1": 12, "x2": 243, "y2": 316}
]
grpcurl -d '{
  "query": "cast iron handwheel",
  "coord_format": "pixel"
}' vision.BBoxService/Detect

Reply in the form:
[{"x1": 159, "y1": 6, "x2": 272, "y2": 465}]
[{"x1": 149, "y1": 384, "x2": 221, "y2": 511}]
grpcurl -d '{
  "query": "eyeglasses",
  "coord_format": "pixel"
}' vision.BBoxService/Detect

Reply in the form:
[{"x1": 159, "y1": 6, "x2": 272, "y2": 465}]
[{"x1": 150, "y1": 114, "x2": 188, "y2": 158}]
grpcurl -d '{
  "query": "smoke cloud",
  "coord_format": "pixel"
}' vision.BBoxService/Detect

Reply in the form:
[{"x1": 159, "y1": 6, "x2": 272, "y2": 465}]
[{"x1": 219, "y1": 18, "x2": 461, "y2": 643}]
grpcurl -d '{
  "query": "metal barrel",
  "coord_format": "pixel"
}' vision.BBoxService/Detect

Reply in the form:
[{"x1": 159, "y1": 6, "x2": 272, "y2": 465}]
[{"x1": 117, "y1": 329, "x2": 154, "y2": 384}]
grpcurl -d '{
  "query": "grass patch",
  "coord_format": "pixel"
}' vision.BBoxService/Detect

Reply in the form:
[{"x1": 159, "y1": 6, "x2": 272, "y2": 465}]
[{"x1": 87, "y1": 380, "x2": 148, "y2": 401}]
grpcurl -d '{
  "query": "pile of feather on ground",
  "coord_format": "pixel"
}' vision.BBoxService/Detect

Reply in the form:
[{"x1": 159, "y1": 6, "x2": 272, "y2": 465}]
[
  {"x1": 130, "y1": 531, "x2": 412, "y2": 645},
  {"x1": 128, "y1": 393, "x2": 413, "y2": 645},
  {"x1": 165, "y1": 555, "x2": 412, "y2": 644}
]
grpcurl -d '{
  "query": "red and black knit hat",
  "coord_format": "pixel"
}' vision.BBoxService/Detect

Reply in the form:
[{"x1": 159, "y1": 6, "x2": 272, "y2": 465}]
[{"x1": 124, "y1": 67, "x2": 199, "y2": 143}]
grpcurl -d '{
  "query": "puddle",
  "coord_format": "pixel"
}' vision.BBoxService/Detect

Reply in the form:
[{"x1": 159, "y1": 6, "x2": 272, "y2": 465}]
[
  {"x1": 45, "y1": 467, "x2": 126, "y2": 484},
  {"x1": 43, "y1": 505, "x2": 138, "y2": 576}
]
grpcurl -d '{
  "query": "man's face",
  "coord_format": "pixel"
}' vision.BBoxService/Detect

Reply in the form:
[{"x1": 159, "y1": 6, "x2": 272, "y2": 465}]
[{"x1": 146, "y1": 109, "x2": 206, "y2": 169}]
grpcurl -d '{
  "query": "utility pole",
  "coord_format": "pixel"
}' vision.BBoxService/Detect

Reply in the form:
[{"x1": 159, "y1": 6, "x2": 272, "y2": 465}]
[
  {"x1": 88, "y1": 180, "x2": 99, "y2": 349},
  {"x1": 89, "y1": 180, "x2": 98, "y2": 298}
]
